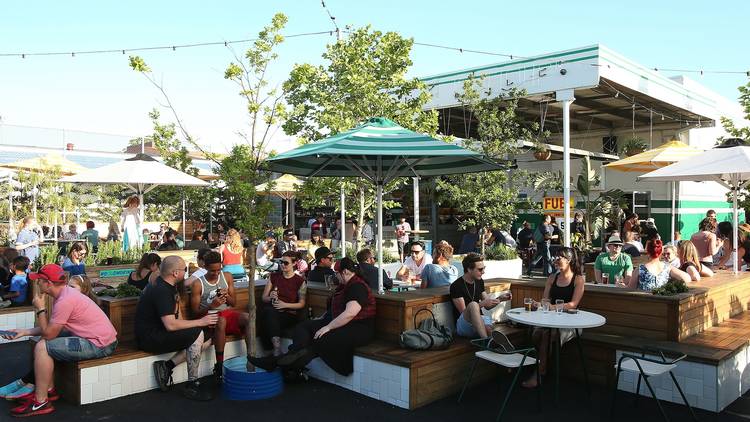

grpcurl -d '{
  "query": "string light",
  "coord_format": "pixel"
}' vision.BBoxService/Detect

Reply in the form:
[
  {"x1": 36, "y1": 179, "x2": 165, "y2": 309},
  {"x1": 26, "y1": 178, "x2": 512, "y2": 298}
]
[{"x1": 0, "y1": 30, "x2": 334, "y2": 58}]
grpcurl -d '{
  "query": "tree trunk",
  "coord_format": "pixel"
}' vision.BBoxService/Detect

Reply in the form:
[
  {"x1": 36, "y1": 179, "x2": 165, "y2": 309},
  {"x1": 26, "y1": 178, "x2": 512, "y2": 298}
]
[
  {"x1": 246, "y1": 237, "x2": 257, "y2": 371},
  {"x1": 480, "y1": 226, "x2": 486, "y2": 256}
]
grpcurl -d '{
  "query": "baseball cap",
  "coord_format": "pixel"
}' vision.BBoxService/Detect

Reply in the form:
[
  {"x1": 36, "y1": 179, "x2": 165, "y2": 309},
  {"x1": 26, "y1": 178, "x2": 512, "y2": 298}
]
[
  {"x1": 283, "y1": 228, "x2": 295, "y2": 237},
  {"x1": 29, "y1": 264, "x2": 67, "y2": 283},
  {"x1": 315, "y1": 247, "x2": 333, "y2": 262}
]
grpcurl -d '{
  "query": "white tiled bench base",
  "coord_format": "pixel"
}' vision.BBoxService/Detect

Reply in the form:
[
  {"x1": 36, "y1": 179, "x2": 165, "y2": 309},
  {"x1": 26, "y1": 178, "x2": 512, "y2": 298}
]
[
  {"x1": 306, "y1": 356, "x2": 410, "y2": 409},
  {"x1": 79, "y1": 338, "x2": 250, "y2": 404},
  {"x1": 616, "y1": 345, "x2": 750, "y2": 413},
  {"x1": 0, "y1": 310, "x2": 35, "y2": 343}
]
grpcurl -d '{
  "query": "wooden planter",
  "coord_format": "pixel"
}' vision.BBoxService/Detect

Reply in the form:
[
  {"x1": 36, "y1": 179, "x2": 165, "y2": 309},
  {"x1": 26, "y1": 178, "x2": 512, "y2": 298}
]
[{"x1": 534, "y1": 150, "x2": 551, "y2": 160}]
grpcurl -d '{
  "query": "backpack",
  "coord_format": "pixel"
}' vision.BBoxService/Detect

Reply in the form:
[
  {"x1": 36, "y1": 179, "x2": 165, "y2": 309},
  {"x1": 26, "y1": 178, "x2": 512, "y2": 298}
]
[
  {"x1": 399, "y1": 308, "x2": 453, "y2": 350},
  {"x1": 533, "y1": 225, "x2": 545, "y2": 243}
]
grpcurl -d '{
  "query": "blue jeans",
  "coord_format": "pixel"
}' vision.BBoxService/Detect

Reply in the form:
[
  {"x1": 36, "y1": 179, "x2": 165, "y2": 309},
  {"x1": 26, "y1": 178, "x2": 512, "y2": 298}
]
[
  {"x1": 533, "y1": 242, "x2": 553, "y2": 276},
  {"x1": 456, "y1": 314, "x2": 493, "y2": 338},
  {"x1": 46, "y1": 333, "x2": 117, "y2": 362}
]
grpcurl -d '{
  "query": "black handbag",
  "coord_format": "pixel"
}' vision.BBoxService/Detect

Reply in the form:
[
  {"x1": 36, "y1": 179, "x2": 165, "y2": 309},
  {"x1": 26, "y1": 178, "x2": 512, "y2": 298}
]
[{"x1": 399, "y1": 308, "x2": 453, "y2": 350}]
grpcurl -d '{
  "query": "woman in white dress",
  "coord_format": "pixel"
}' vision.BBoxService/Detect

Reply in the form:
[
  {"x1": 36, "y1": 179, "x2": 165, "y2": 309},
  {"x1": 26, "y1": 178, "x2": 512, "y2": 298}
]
[{"x1": 120, "y1": 195, "x2": 143, "y2": 251}]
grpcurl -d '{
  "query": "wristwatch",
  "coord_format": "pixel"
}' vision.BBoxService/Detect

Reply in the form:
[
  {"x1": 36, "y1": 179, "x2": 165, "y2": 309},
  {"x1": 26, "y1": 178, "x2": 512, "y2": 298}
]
[{"x1": 36, "y1": 309, "x2": 47, "y2": 316}]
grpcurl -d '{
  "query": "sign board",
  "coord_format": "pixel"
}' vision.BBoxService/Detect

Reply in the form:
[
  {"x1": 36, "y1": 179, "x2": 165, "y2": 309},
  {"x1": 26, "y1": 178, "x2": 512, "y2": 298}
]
[
  {"x1": 99, "y1": 268, "x2": 135, "y2": 279},
  {"x1": 543, "y1": 197, "x2": 575, "y2": 211}
]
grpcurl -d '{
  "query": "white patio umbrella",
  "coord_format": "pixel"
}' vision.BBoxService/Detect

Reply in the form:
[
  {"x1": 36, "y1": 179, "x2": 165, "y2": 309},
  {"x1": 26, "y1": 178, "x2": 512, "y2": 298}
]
[
  {"x1": 638, "y1": 139, "x2": 750, "y2": 274},
  {"x1": 59, "y1": 153, "x2": 209, "y2": 240}
]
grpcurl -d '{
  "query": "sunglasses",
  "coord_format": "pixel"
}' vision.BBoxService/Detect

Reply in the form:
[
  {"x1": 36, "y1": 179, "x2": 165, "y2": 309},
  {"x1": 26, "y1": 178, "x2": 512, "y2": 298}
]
[
  {"x1": 410, "y1": 250, "x2": 422, "y2": 254},
  {"x1": 280, "y1": 260, "x2": 293, "y2": 266},
  {"x1": 474, "y1": 266, "x2": 486, "y2": 272},
  {"x1": 326, "y1": 255, "x2": 334, "y2": 260}
]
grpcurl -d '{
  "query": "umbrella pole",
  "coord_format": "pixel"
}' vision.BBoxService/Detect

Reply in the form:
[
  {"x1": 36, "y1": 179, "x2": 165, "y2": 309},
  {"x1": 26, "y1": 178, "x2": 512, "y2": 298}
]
[
  {"x1": 182, "y1": 194, "x2": 186, "y2": 245},
  {"x1": 377, "y1": 182, "x2": 384, "y2": 294},
  {"x1": 733, "y1": 176, "x2": 739, "y2": 274},
  {"x1": 670, "y1": 180, "x2": 677, "y2": 244},
  {"x1": 340, "y1": 185, "x2": 346, "y2": 258},
  {"x1": 413, "y1": 177, "x2": 419, "y2": 231}
]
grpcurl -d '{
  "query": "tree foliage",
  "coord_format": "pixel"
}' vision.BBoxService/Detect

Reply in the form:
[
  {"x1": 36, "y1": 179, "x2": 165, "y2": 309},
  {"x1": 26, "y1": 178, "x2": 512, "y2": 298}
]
[
  {"x1": 720, "y1": 79, "x2": 750, "y2": 213},
  {"x1": 282, "y1": 26, "x2": 438, "y2": 234},
  {"x1": 436, "y1": 76, "x2": 538, "y2": 250}
]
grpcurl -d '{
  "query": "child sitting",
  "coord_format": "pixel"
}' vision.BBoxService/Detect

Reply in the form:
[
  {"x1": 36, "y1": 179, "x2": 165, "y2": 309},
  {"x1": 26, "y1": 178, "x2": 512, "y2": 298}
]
[
  {"x1": 68, "y1": 274, "x2": 99, "y2": 304},
  {"x1": 2, "y1": 256, "x2": 30, "y2": 307}
]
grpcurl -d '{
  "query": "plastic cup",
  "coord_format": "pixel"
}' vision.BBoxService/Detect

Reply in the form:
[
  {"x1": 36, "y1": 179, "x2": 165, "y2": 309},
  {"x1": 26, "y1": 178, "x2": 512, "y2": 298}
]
[
  {"x1": 208, "y1": 309, "x2": 219, "y2": 328},
  {"x1": 541, "y1": 299, "x2": 551, "y2": 313},
  {"x1": 555, "y1": 299, "x2": 564, "y2": 314}
]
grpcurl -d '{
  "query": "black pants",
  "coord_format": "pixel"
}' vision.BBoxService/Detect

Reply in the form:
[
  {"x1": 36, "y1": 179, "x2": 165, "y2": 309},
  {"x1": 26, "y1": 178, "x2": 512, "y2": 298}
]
[
  {"x1": 259, "y1": 305, "x2": 298, "y2": 348},
  {"x1": 288, "y1": 318, "x2": 374, "y2": 376}
]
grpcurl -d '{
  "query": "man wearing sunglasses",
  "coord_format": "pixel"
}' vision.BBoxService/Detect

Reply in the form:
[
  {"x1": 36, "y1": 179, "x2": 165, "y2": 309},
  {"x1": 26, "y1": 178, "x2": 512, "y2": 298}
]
[
  {"x1": 450, "y1": 253, "x2": 510, "y2": 338},
  {"x1": 308, "y1": 247, "x2": 337, "y2": 284},
  {"x1": 396, "y1": 241, "x2": 432, "y2": 282}
]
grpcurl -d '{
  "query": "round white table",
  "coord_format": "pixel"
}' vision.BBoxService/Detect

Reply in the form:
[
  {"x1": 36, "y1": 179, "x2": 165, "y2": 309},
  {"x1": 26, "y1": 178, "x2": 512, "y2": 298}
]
[{"x1": 506, "y1": 307, "x2": 606, "y2": 404}]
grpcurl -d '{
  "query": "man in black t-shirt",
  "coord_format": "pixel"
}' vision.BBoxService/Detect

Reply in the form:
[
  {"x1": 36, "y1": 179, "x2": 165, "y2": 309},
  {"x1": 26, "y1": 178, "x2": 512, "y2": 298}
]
[
  {"x1": 134, "y1": 256, "x2": 218, "y2": 401},
  {"x1": 517, "y1": 221, "x2": 534, "y2": 249},
  {"x1": 449, "y1": 253, "x2": 510, "y2": 338},
  {"x1": 307, "y1": 247, "x2": 337, "y2": 285}
]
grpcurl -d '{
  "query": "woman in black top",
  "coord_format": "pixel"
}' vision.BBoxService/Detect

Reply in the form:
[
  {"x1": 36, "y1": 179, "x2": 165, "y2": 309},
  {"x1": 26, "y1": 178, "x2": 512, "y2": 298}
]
[
  {"x1": 522, "y1": 247, "x2": 585, "y2": 388},
  {"x1": 128, "y1": 253, "x2": 162, "y2": 290}
]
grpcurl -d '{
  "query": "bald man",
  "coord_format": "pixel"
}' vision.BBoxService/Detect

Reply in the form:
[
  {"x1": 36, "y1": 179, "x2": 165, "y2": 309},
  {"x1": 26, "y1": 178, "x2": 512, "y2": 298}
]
[{"x1": 134, "y1": 256, "x2": 218, "y2": 401}]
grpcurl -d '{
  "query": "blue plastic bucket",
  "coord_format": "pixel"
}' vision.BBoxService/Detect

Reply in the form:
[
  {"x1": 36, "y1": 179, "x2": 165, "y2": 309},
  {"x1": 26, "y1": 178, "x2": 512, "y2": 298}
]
[{"x1": 222, "y1": 357, "x2": 283, "y2": 400}]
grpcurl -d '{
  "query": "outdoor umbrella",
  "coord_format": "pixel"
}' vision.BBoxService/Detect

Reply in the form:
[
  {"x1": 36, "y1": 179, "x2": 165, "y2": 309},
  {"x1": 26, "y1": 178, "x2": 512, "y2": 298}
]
[
  {"x1": 638, "y1": 138, "x2": 750, "y2": 273},
  {"x1": 0, "y1": 153, "x2": 87, "y2": 176},
  {"x1": 267, "y1": 117, "x2": 504, "y2": 293},
  {"x1": 605, "y1": 140, "x2": 703, "y2": 241},
  {"x1": 59, "y1": 153, "x2": 209, "y2": 241},
  {"x1": 255, "y1": 174, "x2": 305, "y2": 226}
]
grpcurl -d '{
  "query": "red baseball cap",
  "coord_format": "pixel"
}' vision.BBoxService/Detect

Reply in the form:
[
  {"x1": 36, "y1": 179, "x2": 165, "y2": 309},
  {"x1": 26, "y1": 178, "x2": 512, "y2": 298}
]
[{"x1": 29, "y1": 264, "x2": 67, "y2": 283}]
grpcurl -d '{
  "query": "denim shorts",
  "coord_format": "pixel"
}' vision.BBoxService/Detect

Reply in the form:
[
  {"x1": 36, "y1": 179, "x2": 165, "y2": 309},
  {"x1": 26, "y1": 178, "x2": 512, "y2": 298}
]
[
  {"x1": 46, "y1": 334, "x2": 118, "y2": 362},
  {"x1": 456, "y1": 314, "x2": 493, "y2": 338}
]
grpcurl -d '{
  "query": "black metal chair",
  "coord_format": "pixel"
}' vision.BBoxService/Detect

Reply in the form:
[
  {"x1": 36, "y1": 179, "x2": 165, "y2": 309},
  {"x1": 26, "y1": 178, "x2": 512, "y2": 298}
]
[
  {"x1": 458, "y1": 333, "x2": 540, "y2": 422},
  {"x1": 611, "y1": 346, "x2": 698, "y2": 421}
]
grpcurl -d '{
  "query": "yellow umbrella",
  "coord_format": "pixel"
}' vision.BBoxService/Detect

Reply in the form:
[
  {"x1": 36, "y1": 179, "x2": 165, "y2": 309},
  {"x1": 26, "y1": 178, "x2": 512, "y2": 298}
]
[
  {"x1": 255, "y1": 174, "x2": 305, "y2": 225},
  {"x1": 604, "y1": 140, "x2": 704, "y2": 241},
  {"x1": 604, "y1": 140, "x2": 702, "y2": 172},
  {"x1": 1, "y1": 153, "x2": 87, "y2": 176}
]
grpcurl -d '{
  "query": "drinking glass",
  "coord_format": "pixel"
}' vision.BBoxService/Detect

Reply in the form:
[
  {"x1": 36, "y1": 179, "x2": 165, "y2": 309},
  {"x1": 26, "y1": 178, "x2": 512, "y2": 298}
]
[
  {"x1": 615, "y1": 274, "x2": 624, "y2": 286},
  {"x1": 524, "y1": 297, "x2": 533, "y2": 312},
  {"x1": 541, "y1": 299, "x2": 551, "y2": 313},
  {"x1": 555, "y1": 299, "x2": 564, "y2": 314},
  {"x1": 601, "y1": 273, "x2": 610, "y2": 285}
]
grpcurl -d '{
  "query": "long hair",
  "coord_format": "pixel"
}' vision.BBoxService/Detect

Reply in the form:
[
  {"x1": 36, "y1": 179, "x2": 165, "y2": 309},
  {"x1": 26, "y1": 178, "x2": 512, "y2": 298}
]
[
  {"x1": 678, "y1": 240, "x2": 702, "y2": 272},
  {"x1": 225, "y1": 229, "x2": 243, "y2": 253},
  {"x1": 124, "y1": 195, "x2": 140, "y2": 208},
  {"x1": 67, "y1": 242, "x2": 87, "y2": 260},
  {"x1": 556, "y1": 247, "x2": 582, "y2": 276},
  {"x1": 646, "y1": 239, "x2": 664, "y2": 259},
  {"x1": 432, "y1": 240, "x2": 454, "y2": 262},
  {"x1": 136, "y1": 252, "x2": 162, "y2": 274},
  {"x1": 336, "y1": 257, "x2": 364, "y2": 279},
  {"x1": 108, "y1": 220, "x2": 119, "y2": 235}
]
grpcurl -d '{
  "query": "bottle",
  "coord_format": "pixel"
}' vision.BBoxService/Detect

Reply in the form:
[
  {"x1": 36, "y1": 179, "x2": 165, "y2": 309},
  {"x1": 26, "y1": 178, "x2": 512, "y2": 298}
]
[
  {"x1": 308, "y1": 306, "x2": 313, "y2": 319},
  {"x1": 272, "y1": 286, "x2": 278, "y2": 305}
]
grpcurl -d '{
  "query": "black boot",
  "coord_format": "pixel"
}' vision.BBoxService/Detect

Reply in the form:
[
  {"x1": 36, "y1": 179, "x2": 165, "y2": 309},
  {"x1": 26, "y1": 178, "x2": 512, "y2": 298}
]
[{"x1": 247, "y1": 355, "x2": 279, "y2": 371}]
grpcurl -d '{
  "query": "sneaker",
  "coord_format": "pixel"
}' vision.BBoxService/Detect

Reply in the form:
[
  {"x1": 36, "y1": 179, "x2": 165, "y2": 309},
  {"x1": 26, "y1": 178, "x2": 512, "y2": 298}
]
[
  {"x1": 247, "y1": 355, "x2": 278, "y2": 371},
  {"x1": 181, "y1": 380, "x2": 213, "y2": 401},
  {"x1": 153, "y1": 360, "x2": 173, "y2": 392},
  {"x1": 213, "y1": 362, "x2": 223, "y2": 381},
  {"x1": 4, "y1": 384, "x2": 34, "y2": 401},
  {"x1": 11, "y1": 388, "x2": 59, "y2": 402},
  {"x1": 0, "y1": 380, "x2": 24, "y2": 398},
  {"x1": 10, "y1": 399, "x2": 54, "y2": 417}
]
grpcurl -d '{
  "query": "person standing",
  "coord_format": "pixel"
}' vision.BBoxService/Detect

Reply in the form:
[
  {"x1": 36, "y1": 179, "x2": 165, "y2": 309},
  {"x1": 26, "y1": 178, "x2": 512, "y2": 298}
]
[
  {"x1": 532, "y1": 215, "x2": 556, "y2": 276},
  {"x1": 15, "y1": 217, "x2": 41, "y2": 269},
  {"x1": 690, "y1": 217, "x2": 722, "y2": 269},
  {"x1": 80, "y1": 221, "x2": 101, "y2": 253},
  {"x1": 120, "y1": 196, "x2": 143, "y2": 251},
  {"x1": 395, "y1": 217, "x2": 411, "y2": 262},
  {"x1": 311, "y1": 214, "x2": 328, "y2": 238}
]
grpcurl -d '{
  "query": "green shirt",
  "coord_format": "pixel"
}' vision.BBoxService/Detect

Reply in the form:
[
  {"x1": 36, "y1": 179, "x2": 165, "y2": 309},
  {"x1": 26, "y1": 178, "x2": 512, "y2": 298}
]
[
  {"x1": 81, "y1": 229, "x2": 99, "y2": 248},
  {"x1": 594, "y1": 252, "x2": 633, "y2": 284}
]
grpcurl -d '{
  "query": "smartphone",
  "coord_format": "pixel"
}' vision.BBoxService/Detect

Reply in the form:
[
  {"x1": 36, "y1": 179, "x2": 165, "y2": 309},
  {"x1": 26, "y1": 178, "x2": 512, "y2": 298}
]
[{"x1": 0, "y1": 330, "x2": 17, "y2": 337}]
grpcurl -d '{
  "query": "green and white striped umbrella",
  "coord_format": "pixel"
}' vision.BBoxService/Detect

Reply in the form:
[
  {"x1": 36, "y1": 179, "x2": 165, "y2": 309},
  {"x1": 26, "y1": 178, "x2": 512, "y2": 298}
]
[
  {"x1": 268, "y1": 117, "x2": 503, "y2": 294},
  {"x1": 268, "y1": 117, "x2": 501, "y2": 183}
]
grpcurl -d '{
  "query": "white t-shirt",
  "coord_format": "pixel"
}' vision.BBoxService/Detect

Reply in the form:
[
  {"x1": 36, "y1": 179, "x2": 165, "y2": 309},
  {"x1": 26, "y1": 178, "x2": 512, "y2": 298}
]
[
  {"x1": 256, "y1": 242, "x2": 271, "y2": 266},
  {"x1": 396, "y1": 222, "x2": 411, "y2": 243},
  {"x1": 404, "y1": 254, "x2": 433, "y2": 276}
]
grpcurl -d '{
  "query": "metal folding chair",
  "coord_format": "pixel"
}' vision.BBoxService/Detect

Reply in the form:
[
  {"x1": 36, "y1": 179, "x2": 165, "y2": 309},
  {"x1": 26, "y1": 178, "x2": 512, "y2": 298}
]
[
  {"x1": 612, "y1": 347, "x2": 698, "y2": 421},
  {"x1": 458, "y1": 335, "x2": 540, "y2": 422}
]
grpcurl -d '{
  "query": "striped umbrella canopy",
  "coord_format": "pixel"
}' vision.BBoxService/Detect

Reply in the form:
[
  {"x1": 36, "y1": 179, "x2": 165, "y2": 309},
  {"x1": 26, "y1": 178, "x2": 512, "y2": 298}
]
[
  {"x1": 268, "y1": 117, "x2": 501, "y2": 182},
  {"x1": 604, "y1": 140, "x2": 703, "y2": 172},
  {"x1": 0, "y1": 153, "x2": 87, "y2": 176},
  {"x1": 268, "y1": 117, "x2": 503, "y2": 293}
]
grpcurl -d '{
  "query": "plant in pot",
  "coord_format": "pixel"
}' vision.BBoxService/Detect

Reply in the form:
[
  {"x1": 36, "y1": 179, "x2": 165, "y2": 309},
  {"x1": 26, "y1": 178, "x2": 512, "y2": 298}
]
[
  {"x1": 533, "y1": 141, "x2": 551, "y2": 161},
  {"x1": 620, "y1": 137, "x2": 648, "y2": 157}
]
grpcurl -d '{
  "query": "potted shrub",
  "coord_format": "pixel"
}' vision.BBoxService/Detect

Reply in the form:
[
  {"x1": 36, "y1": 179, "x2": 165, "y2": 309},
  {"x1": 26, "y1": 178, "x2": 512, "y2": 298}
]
[
  {"x1": 533, "y1": 142, "x2": 551, "y2": 161},
  {"x1": 477, "y1": 243, "x2": 522, "y2": 279},
  {"x1": 620, "y1": 137, "x2": 648, "y2": 157}
]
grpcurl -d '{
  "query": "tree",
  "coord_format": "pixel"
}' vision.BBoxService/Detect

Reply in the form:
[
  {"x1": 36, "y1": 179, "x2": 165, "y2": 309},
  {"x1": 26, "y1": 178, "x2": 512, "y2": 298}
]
[
  {"x1": 282, "y1": 26, "x2": 437, "y2": 241},
  {"x1": 436, "y1": 76, "x2": 538, "y2": 254},
  {"x1": 720, "y1": 79, "x2": 750, "y2": 214}
]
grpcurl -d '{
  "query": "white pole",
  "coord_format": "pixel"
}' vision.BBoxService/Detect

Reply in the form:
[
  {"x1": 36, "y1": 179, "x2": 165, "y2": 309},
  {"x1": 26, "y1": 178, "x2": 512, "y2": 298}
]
[
  {"x1": 559, "y1": 90, "x2": 575, "y2": 248},
  {"x1": 733, "y1": 175, "x2": 739, "y2": 274},
  {"x1": 285, "y1": 199, "x2": 290, "y2": 226},
  {"x1": 340, "y1": 184, "x2": 346, "y2": 258},
  {"x1": 377, "y1": 182, "x2": 384, "y2": 294},
  {"x1": 413, "y1": 177, "x2": 420, "y2": 232},
  {"x1": 671, "y1": 180, "x2": 677, "y2": 244},
  {"x1": 181, "y1": 195, "x2": 186, "y2": 244}
]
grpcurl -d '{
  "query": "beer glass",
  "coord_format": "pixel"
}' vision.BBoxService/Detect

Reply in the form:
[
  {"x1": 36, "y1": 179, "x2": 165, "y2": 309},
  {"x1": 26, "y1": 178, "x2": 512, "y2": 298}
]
[
  {"x1": 601, "y1": 273, "x2": 610, "y2": 285},
  {"x1": 524, "y1": 297, "x2": 533, "y2": 312}
]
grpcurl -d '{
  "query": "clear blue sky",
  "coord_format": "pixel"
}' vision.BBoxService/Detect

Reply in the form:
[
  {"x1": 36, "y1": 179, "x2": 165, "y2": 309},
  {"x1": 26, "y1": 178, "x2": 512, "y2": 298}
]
[{"x1": 1, "y1": 0, "x2": 748, "y2": 152}]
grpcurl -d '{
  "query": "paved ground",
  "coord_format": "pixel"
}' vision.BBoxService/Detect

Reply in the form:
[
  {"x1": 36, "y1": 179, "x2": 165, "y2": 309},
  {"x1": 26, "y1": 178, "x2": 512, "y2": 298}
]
[{"x1": 2, "y1": 371, "x2": 747, "y2": 421}]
